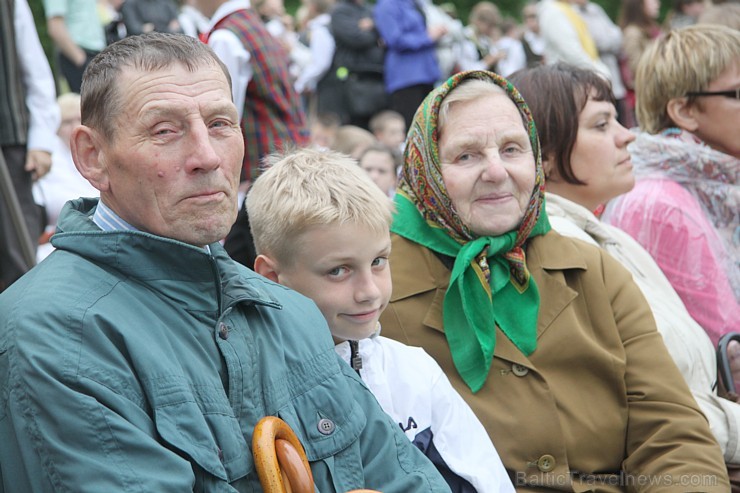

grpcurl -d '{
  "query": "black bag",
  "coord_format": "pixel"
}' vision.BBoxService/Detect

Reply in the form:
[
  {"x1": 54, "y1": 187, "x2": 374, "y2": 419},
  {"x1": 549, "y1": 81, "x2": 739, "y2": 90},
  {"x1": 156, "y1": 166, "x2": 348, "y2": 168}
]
[{"x1": 345, "y1": 73, "x2": 388, "y2": 118}]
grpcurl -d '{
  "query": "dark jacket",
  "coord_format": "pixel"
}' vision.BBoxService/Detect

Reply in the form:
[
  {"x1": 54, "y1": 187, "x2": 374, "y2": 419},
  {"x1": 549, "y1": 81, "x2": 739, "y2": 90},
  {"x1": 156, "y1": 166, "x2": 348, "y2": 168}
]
[
  {"x1": 330, "y1": 0, "x2": 384, "y2": 75},
  {"x1": 316, "y1": 0, "x2": 386, "y2": 124}
]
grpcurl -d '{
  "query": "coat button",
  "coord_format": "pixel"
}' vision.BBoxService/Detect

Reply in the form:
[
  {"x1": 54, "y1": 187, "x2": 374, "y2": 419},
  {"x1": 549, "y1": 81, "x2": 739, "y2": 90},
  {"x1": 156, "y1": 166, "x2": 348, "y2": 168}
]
[
  {"x1": 512, "y1": 363, "x2": 529, "y2": 377},
  {"x1": 537, "y1": 454, "x2": 556, "y2": 472},
  {"x1": 218, "y1": 323, "x2": 229, "y2": 340},
  {"x1": 317, "y1": 418, "x2": 335, "y2": 436}
]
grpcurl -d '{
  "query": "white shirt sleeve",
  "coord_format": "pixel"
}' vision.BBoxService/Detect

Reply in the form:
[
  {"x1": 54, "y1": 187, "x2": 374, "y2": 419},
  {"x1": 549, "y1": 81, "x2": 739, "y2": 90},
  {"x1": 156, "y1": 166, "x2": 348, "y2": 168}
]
[
  {"x1": 208, "y1": 29, "x2": 252, "y2": 120},
  {"x1": 15, "y1": 0, "x2": 59, "y2": 152}
]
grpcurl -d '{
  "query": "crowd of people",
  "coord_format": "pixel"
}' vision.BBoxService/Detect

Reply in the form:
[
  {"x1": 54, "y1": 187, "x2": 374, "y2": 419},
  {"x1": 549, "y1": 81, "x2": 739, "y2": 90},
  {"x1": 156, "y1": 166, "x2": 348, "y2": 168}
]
[{"x1": 0, "y1": 0, "x2": 738, "y2": 491}]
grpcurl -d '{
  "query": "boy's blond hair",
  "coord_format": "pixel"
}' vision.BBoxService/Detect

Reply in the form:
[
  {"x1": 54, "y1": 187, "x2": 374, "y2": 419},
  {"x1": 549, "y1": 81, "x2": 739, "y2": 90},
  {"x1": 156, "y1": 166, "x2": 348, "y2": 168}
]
[
  {"x1": 247, "y1": 148, "x2": 394, "y2": 265},
  {"x1": 635, "y1": 25, "x2": 740, "y2": 134}
]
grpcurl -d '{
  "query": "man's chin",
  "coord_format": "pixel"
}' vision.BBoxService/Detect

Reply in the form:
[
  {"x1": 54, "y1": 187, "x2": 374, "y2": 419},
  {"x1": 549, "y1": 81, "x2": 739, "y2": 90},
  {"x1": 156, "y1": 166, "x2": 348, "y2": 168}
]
[{"x1": 174, "y1": 224, "x2": 232, "y2": 248}]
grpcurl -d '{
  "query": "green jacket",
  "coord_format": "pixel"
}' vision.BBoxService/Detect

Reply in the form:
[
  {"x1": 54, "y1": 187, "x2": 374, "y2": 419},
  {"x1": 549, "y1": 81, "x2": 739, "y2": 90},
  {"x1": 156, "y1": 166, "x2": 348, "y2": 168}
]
[{"x1": 0, "y1": 198, "x2": 449, "y2": 493}]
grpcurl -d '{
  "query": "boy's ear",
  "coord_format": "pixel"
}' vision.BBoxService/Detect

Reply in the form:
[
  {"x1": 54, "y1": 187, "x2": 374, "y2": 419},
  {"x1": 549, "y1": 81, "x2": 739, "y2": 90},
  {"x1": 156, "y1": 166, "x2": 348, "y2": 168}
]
[
  {"x1": 71, "y1": 125, "x2": 110, "y2": 192},
  {"x1": 254, "y1": 254, "x2": 280, "y2": 283},
  {"x1": 666, "y1": 97, "x2": 699, "y2": 132}
]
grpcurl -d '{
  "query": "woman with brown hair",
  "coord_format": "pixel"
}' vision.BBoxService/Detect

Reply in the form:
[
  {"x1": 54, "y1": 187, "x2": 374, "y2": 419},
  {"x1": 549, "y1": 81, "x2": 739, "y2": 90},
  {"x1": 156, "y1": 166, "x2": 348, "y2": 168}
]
[{"x1": 509, "y1": 61, "x2": 740, "y2": 475}]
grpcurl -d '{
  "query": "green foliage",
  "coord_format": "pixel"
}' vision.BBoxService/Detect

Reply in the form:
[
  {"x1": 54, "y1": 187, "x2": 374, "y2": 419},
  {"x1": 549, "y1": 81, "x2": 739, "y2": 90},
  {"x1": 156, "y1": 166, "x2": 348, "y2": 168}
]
[{"x1": 26, "y1": 0, "x2": 58, "y2": 79}]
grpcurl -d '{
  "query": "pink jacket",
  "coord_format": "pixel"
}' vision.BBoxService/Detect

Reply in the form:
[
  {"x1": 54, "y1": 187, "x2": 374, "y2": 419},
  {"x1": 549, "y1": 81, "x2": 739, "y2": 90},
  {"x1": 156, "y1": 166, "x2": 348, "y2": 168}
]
[{"x1": 606, "y1": 177, "x2": 739, "y2": 344}]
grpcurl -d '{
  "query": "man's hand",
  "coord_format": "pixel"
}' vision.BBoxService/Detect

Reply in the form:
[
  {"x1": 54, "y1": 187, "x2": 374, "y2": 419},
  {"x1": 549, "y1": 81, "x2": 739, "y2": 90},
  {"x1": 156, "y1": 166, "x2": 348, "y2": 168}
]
[{"x1": 25, "y1": 150, "x2": 52, "y2": 181}]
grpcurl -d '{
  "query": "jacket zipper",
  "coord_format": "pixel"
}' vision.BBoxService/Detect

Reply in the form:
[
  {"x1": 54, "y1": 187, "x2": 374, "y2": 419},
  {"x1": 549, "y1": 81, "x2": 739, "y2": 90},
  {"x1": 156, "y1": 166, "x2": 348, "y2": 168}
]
[{"x1": 349, "y1": 340, "x2": 362, "y2": 377}]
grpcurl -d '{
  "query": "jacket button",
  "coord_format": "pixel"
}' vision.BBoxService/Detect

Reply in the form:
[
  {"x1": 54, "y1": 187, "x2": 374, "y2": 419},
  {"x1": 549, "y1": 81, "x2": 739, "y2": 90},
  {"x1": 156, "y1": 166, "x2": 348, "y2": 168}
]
[
  {"x1": 512, "y1": 363, "x2": 529, "y2": 377},
  {"x1": 317, "y1": 418, "x2": 335, "y2": 436},
  {"x1": 218, "y1": 323, "x2": 229, "y2": 340},
  {"x1": 537, "y1": 454, "x2": 556, "y2": 472}
]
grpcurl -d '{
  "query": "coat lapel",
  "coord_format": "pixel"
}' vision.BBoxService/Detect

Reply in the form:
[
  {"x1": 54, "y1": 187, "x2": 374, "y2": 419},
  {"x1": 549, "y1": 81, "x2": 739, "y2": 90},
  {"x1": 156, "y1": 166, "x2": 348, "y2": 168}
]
[{"x1": 527, "y1": 233, "x2": 584, "y2": 340}]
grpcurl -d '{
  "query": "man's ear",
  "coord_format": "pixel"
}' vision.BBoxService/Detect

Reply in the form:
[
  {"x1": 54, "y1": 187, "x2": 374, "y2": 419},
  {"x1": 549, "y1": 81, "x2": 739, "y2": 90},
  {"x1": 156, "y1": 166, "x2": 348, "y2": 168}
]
[
  {"x1": 666, "y1": 97, "x2": 699, "y2": 132},
  {"x1": 70, "y1": 125, "x2": 110, "y2": 192},
  {"x1": 254, "y1": 254, "x2": 281, "y2": 283}
]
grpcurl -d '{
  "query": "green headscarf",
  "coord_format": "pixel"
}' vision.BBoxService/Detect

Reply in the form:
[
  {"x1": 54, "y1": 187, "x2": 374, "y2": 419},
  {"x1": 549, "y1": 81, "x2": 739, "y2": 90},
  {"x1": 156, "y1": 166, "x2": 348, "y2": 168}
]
[{"x1": 392, "y1": 70, "x2": 550, "y2": 393}]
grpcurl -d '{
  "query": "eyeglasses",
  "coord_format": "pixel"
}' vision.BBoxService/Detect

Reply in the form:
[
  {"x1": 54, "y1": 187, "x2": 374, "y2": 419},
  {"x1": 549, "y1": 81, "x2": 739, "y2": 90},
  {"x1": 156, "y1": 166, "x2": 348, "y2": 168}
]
[{"x1": 686, "y1": 88, "x2": 740, "y2": 100}]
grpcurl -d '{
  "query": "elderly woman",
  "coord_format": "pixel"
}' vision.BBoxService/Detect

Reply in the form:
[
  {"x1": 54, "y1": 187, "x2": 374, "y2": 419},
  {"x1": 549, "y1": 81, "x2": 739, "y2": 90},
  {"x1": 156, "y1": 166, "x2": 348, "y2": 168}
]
[
  {"x1": 509, "y1": 62, "x2": 740, "y2": 474},
  {"x1": 603, "y1": 25, "x2": 739, "y2": 345},
  {"x1": 378, "y1": 70, "x2": 729, "y2": 491}
]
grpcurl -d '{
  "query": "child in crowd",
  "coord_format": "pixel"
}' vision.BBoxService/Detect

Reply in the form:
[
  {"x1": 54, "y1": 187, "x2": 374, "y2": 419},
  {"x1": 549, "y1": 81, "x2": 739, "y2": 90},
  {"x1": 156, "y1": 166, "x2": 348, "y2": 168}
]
[
  {"x1": 369, "y1": 110, "x2": 407, "y2": 154},
  {"x1": 310, "y1": 112, "x2": 341, "y2": 150},
  {"x1": 358, "y1": 143, "x2": 399, "y2": 198},
  {"x1": 246, "y1": 148, "x2": 515, "y2": 493},
  {"x1": 33, "y1": 93, "x2": 98, "y2": 261},
  {"x1": 331, "y1": 125, "x2": 377, "y2": 159}
]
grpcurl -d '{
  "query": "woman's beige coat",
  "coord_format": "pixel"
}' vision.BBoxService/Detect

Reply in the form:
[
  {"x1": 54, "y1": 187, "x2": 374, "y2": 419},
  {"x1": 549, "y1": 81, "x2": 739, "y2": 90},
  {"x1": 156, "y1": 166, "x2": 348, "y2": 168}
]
[
  {"x1": 380, "y1": 229, "x2": 729, "y2": 492},
  {"x1": 546, "y1": 192, "x2": 740, "y2": 465}
]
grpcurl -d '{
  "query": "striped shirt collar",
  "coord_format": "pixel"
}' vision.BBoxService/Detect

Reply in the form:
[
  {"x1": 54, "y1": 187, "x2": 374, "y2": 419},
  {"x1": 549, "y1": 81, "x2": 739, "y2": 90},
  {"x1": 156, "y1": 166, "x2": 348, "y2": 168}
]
[{"x1": 93, "y1": 200, "x2": 138, "y2": 232}]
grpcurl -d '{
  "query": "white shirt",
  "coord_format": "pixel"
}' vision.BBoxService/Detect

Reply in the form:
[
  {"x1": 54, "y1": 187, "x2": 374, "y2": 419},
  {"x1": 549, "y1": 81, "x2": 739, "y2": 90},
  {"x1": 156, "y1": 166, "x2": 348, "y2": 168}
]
[
  {"x1": 293, "y1": 13, "x2": 334, "y2": 94},
  {"x1": 335, "y1": 332, "x2": 515, "y2": 493},
  {"x1": 15, "y1": 0, "x2": 60, "y2": 152},
  {"x1": 538, "y1": 0, "x2": 610, "y2": 78},
  {"x1": 493, "y1": 36, "x2": 527, "y2": 77},
  {"x1": 207, "y1": 0, "x2": 253, "y2": 119},
  {"x1": 522, "y1": 30, "x2": 545, "y2": 57}
]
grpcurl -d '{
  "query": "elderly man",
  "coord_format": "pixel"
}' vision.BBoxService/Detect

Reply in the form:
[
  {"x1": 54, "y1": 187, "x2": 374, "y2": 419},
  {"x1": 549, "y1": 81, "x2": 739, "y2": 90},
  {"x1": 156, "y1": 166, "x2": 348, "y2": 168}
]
[{"x1": 0, "y1": 33, "x2": 450, "y2": 493}]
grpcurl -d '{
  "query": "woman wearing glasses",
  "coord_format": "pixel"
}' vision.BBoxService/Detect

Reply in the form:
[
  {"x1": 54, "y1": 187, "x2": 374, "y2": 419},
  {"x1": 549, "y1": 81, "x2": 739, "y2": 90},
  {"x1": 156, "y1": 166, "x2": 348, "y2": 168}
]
[{"x1": 604, "y1": 24, "x2": 739, "y2": 347}]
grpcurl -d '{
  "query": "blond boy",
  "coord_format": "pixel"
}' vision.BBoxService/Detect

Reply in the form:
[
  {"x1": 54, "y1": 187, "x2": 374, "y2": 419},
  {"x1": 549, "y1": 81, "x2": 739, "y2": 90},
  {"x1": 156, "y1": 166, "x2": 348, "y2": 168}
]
[{"x1": 247, "y1": 148, "x2": 514, "y2": 493}]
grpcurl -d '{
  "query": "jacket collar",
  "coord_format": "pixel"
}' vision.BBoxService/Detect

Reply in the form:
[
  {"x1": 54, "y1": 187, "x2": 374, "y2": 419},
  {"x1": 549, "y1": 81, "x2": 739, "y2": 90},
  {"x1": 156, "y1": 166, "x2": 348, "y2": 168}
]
[
  {"x1": 390, "y1": 232, "x2": 586, "y2": 364},
  {"x1": 51, "y1": 198, "x2": 281, "y2": 313}
]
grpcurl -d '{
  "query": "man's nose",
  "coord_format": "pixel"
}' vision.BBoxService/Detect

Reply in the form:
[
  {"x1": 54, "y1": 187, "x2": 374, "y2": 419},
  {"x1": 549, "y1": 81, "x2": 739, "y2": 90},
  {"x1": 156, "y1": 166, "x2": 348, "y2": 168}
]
[{"x1": 185, "y1": 123, "x2": 220, "y2": 172}]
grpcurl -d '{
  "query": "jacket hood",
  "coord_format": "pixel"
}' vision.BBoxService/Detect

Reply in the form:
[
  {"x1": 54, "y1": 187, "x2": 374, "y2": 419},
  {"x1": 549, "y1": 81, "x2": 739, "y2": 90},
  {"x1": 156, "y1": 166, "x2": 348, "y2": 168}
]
[{"x1": 50, "y1": 198, "x2": 282, "y2": 311}]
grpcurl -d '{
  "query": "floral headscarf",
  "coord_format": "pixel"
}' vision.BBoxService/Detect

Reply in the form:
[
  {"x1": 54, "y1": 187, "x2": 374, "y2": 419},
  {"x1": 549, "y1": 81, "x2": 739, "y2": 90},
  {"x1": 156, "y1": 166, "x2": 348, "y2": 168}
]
[{"x1": 392, "y1": 70, "x2": 550, "y2": 392}]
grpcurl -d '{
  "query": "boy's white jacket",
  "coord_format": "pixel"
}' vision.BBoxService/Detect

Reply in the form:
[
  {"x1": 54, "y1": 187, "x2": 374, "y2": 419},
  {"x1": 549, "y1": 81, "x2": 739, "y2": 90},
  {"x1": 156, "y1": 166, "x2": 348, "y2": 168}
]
[{"x1": 335, "y1": 331, "x2": 515, "y2": 493}]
